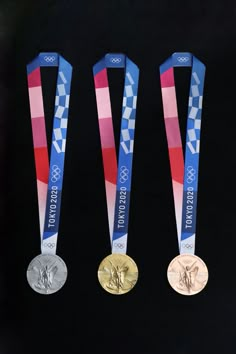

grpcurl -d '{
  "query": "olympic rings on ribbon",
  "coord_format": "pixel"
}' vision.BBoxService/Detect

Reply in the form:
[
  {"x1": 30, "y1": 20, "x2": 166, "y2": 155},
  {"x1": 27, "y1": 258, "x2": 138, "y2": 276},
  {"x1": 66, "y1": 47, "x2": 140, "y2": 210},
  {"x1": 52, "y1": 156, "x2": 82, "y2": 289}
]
[
  {"x1": 182, "y1": 244, "x2": 193, "y2": 249},
  {"x1": 51, "y1": 165, "x2": 61, "y2": 183},
  {"x1": 44, "y1": 56, "x2": 56, "y2": 63},
  {"x1": 119, "y1": 166, "x2": 129, "y2": 183},
  {"x1": 177, "y1": 56, "x2": 189, "y2": 63},
  {"x1": 186, "y1": 166, "x2": 196, "y2": 184},
  {"x1": 113, "y1": 243, "x2": 124, "y2": 249},
  {"x1": 43, "y1": 242, "x2": 55, "y2": 249},
  {"x1": 110, "y1": 57, "x2": 122, "y2": 64}
]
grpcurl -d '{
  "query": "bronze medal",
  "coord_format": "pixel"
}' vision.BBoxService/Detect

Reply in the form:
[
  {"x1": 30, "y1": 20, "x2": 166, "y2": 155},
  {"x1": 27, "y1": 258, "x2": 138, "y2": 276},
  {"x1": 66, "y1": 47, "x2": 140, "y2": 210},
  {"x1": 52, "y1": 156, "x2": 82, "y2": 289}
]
[{"x1": 167, "y1": 254, "x2": 208, "y2": 296}]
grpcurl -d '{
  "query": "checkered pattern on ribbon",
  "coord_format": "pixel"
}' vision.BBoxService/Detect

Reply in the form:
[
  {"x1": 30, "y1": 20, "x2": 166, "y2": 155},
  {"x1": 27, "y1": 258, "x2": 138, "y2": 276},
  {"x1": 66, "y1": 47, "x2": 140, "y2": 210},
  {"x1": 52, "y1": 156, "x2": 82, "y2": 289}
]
[
  {"x1": 121, "y1": 72, "x2": 137, "y2": 154},
  {"x1": 53, "y1": 71, "x2": 70, "y2": 153},
  {"x1": 187, "y1": 72, "x2": 203, "y2": 154}
]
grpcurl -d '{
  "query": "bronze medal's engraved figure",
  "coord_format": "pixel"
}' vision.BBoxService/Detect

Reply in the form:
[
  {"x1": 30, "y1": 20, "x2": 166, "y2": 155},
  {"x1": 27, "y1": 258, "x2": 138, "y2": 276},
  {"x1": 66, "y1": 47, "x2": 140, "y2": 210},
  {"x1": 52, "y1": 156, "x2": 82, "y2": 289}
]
[{"x1": 177, "y1": 260, "x2": 199, "y2": 293}]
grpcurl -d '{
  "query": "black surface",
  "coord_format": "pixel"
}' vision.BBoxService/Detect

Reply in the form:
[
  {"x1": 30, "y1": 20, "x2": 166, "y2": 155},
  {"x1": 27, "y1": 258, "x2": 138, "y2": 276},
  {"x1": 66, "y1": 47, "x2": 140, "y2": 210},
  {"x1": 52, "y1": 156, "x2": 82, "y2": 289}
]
[{"x1": 1, "y1": 1, "x2": 236, "y2": 353}]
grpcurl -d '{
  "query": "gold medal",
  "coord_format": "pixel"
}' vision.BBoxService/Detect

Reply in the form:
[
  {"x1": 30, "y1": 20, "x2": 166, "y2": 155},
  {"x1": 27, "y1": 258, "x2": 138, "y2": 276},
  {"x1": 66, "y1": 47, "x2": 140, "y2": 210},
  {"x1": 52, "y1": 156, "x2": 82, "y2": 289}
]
[
  {"x1": 167, "y1": 254, "x2": 208, "y2": 296},
  {"x1": 98, "y1": 254, "x2": 138, "y2": 295}
]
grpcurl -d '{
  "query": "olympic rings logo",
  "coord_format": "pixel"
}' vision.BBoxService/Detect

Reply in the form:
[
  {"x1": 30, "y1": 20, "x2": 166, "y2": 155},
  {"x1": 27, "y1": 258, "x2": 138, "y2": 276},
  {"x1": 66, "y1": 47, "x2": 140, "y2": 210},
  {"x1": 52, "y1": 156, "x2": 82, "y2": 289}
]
[
  {"x1": 114, "y1": 243, "x2": 124, "y2": 249},
  {"x1": 186, "y1": 166, "x2": 196, "y2": 184},
  {"x1": 120, "y1": 166, "x2": 129, "y2": 183},
  {"x1": 44, "y1": 56, "x2": 56, "y2": 63},
  {"x1": 182, "y1": 244, "x2": 193, "y2": 249},
  {"x1": 110, "y1": 57, "x2": 122, "y2": 64},
  {"x1": 43, "y1": 242, "x2": 55, "y2": 249},
  {"x1": 51, "y1": 165, "x2": 61, "y2": 183},
  {"x1": 177, "y1": 56, "x2": 189, "y2": 63}
]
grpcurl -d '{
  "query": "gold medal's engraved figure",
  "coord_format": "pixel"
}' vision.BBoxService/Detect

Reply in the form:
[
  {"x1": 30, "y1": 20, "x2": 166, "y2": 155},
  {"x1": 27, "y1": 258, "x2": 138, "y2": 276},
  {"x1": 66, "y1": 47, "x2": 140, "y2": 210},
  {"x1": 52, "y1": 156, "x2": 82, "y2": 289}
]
[
  {"x1": 34, "y1": 260, "x2": 58, "y2": 293},
  {"x1": 104, "y1": 260, "x2": 135, "y2": 293},
  {"x1": 177, "y1": 260, "x2": 201, "y2": 293}
]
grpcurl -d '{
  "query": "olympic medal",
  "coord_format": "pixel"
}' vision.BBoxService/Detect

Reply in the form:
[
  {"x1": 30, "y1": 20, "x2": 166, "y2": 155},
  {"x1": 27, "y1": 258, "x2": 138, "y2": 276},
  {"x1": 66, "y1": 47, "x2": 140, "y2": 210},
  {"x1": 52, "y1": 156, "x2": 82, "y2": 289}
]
[
  {"x1": 98, "y1": 254, "x2": 138, "y2": 295},
  {"x1": 26, "y1": 254, "x2": 67, "y2": 295},
  {"x1": 167, "y1": 254, "x2": 208, "y2": 296}
]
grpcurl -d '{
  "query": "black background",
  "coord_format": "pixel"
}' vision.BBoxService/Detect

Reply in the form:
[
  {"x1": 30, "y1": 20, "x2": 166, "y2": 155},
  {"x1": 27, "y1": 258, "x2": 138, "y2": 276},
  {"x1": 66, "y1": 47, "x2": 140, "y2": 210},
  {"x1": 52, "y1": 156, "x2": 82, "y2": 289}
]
[{"x1": 1, "y1": 1, "x2": 236, "y2": 353}]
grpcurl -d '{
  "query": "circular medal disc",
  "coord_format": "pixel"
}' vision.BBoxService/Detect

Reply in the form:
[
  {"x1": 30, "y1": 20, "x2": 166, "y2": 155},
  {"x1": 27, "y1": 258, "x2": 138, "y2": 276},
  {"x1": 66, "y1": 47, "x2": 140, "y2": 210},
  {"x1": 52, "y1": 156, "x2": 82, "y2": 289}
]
[
  {"x1": 167, "y1": 254, "x2": 208, "y2": 296},
  {"x1": 26, "y1": 254, "x2": 68, "y2": 295},
  {"x1": 98, "y1": 254, "x2": 138, "y2": 295}
]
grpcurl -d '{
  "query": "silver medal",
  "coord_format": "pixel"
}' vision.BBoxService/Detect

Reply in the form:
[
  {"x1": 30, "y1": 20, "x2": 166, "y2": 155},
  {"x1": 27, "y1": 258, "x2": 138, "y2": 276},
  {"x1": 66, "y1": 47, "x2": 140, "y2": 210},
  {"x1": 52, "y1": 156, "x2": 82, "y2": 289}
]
[{"x1": 26, "y1": 254, "x2": 67, "y2": 295}]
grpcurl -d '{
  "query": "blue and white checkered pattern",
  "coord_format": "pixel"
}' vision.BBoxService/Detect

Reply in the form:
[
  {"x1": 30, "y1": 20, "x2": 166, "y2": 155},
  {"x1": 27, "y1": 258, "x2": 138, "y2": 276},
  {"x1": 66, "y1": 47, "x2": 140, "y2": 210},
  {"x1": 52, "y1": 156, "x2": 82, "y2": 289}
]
[
  {"x1": 121, "y1": 72, "x2": 137, "y2": 154},
  {"x1": 53, "y1": 71, "x2": 70, "y2": 153},
  {"x1": 187, "y1": 72, "x2": 202, "y2": 154}
]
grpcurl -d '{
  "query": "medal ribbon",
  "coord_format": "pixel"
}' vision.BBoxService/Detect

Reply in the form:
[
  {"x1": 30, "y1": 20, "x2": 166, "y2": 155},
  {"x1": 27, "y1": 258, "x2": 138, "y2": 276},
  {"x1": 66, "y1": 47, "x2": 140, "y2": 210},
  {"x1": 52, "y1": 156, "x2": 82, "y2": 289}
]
[
  {"x1": 160, "y1": 52, "x2": 205, "y2": 255},
  {"x1": 27, "y1": 52, "x2": 72, "y2": 255},
  {"x1": 93, "y1": 53, "x2": 139, "y2": 254}
]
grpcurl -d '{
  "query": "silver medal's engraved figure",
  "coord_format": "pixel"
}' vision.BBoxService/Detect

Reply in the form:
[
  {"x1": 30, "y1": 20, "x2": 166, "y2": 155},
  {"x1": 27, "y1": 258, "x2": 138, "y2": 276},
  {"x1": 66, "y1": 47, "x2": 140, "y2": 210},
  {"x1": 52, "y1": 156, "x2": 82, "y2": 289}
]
[
  {"x1": 35, "y1": 261, "x2": 58, "y2": 292},
  {"x1": 27, "y1": 254, "x2": 67, "y2": 295}
]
